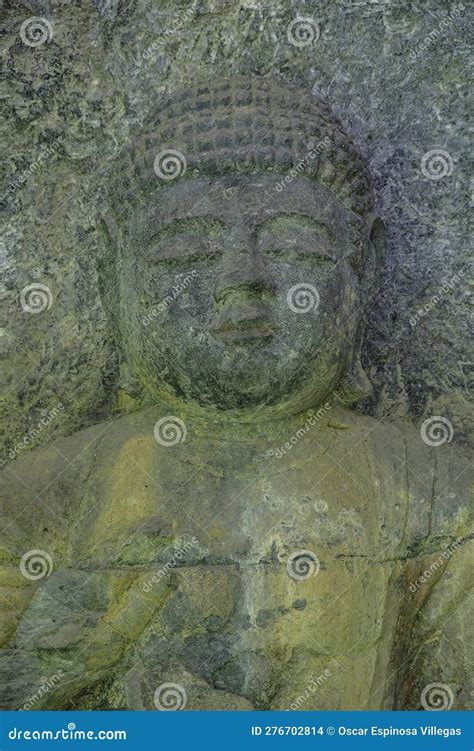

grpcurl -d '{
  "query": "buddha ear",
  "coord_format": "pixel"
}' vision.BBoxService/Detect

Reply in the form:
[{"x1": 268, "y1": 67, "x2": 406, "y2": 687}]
[
  {"x1": 96, "y1": 211, "x2": 122, "y2": 350},
  {"x1": 96, "y1": 214, "x2": 143, "y2": 400},
  {"x1": 336, "y1": 351, "x2": 373, "y2": 407},
  {"x1": 337, "y1": 214, "x2": 386, "y2": 408},
  {"x1": 365, "y1": 214, "x2": 386, "y2": 295}
]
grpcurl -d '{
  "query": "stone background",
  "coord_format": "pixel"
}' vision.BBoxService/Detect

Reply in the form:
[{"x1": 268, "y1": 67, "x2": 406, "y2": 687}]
[{"x1": 1, "y1": 0, "x2": 472, "y2": 460}]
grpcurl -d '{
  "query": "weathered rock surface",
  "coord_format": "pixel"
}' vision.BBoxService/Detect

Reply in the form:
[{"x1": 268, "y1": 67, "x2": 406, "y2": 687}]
[
  {"x1": 1, "y1": 0, "x2": 472, "y2": 454},
  {"x1": 0, "y1": 0, "x2": 472, "y2": 714}
]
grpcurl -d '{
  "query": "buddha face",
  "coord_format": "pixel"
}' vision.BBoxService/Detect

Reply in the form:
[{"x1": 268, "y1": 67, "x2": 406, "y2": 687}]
[{"x1": 119, "y1": 174, "x2": 368, "y2": 415}]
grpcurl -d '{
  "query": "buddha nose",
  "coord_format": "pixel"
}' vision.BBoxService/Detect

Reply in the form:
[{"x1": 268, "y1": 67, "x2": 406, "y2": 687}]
[{"x1": 214, "y1": 238, "x2": 273, "y2": 305}]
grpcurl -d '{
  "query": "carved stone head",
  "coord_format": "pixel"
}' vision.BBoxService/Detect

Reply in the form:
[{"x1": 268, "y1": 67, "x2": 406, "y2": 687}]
[{"x1": 102, "y1": 76, "x2": 382, "y2": 419}]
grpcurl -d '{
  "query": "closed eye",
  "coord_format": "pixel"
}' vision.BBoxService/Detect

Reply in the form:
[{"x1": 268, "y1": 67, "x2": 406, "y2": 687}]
[
  {"x1": 257, "y1": 213, "x2": 337, "y2": 243},
  {"x1": 149, "y1": 234, "x2": 222, "y2": 263},
  {"x1": 257, "y1": 214, "x2": 338, "y2": 263},
  {"x1": 258, "y1": 236, "x2": 336, "y2": 264},
  {"x1": 148, "y1": 217, "x2": 227, "y2": 264}
]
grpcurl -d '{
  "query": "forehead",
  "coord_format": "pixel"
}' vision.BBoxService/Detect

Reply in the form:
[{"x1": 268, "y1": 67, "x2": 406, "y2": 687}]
[{"x1": 132, "y1": 174, "x2": 362, "y2": 240}]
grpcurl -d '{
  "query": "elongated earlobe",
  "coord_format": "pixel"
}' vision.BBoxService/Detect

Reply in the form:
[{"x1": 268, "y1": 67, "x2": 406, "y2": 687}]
[
  {"x1": 336, "y1": 350, "x2": 373, "y2": 406},
  {"x1": 336, "y1": 215, "x2": 386, "y2": 407},
  {"x1": 367, "y1": 215, "x2": 386, "y2": 295},
  {"x1": 97, "y1": 215, "x2": 144, "y2": 403}
]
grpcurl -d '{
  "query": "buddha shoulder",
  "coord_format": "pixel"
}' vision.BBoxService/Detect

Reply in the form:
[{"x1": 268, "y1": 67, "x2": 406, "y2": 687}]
[
  {"x1": 341, "y1": 410, "x2": 472, "y2": 541},
  {"x1": 0, "y1": 410, "x2": 156, "y2": 551}
]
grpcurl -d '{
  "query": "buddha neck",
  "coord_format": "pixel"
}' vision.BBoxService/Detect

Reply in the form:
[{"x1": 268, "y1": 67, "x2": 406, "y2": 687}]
[{"x1": 138, "y1": 390, "x2": 348, "y2": 449}]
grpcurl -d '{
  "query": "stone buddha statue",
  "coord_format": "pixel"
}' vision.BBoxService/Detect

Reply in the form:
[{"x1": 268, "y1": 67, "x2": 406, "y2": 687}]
[{"x1": 1, "y1": 77, "x2": 472, "y2": 712}]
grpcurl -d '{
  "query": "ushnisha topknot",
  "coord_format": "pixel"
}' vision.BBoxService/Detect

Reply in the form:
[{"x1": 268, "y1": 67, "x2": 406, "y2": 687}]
[{"x1": 112, "y1": 75, "x2": 374, "y2": 217}]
